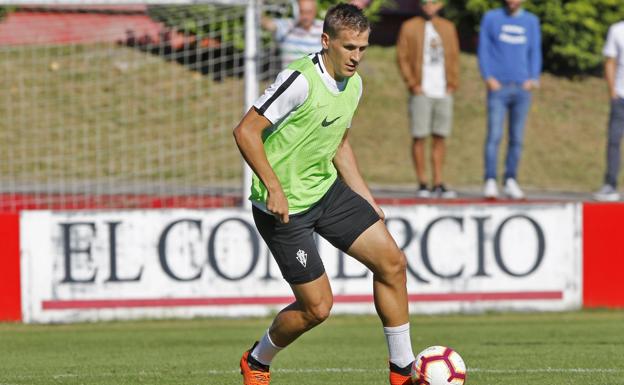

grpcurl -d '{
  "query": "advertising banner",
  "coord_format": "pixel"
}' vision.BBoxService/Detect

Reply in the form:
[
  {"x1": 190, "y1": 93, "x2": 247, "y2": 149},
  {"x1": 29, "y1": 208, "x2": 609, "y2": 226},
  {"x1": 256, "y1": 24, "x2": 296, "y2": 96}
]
[
  {"x1": 582, "y1": 203, "x2": 624, "y2": 308},
  {"x1": 0, "y1": 213, "x2": 21, "y2": 321},
  {"x1": 20, "y1": 203, "x2": 582, "y2": 323}
]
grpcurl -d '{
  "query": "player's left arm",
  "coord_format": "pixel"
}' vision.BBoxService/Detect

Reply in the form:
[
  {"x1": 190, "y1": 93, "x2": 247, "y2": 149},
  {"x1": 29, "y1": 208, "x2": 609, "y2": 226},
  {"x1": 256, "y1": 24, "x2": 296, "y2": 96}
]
[{"x1": 333, "y1": 130, "x2": 384, "y2": 220}]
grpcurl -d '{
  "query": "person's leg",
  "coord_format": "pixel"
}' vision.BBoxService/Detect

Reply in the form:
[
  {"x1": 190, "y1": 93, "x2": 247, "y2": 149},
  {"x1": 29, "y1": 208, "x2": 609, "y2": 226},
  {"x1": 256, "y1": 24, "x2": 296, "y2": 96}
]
[
  {"x1": 412, "y1": 138, "x2": 427, "y2": 185},
  {"x1": 242, "y1": 276, "x2": 333, "y2": 385},
  {"x1": 484, "y1": 89, "x2": 506, "y2": 180},
  {"x1": 346, "y1": 220, "x2": 415, "y2": 378},
  {"x1": 314, "y1": 180, "x2": 414, "y2": 384},
  {"x1": 248, "y1": 275, "x2": 332, "y2": 371},
  {"x1": 264, "y1": 273, "x2": 333, "y2": 348},
  {"x1": 409, "y1": 94, "x2": 433, "y2": 186},
  {"x1": 605, "y1": 98, "x2": 624, "y2": 187},
  {"x1": 347, "y1": 221, "x2": 409, "y2": 327},
  {"x1": 243, "y1": 206, "x2": 330, "y2": 383},
  {"x1": 504, "y1": 87, "x2": 532, "y2": 180},
  {"x1": 431, "y1": 135, "x2": 446, "y2": 186},
  {"x1": 431, "y1": 96, "x2": 453, "y2": 186},
  {"x1": 346, "y1": 222, "x2": 415, "y2": 385},
  {"x1": 314, "y1": 182, "x2": 408, "y2": 327}
]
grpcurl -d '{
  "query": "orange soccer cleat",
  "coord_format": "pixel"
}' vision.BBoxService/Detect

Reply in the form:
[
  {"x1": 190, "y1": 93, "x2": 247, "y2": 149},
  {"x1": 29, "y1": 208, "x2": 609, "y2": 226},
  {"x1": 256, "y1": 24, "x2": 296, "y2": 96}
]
[
  {"x1": 389, "y1": 361, "x2": 414, "y2": 385},
  {"x1": 240, "y1": 343, "x2": 271, "y2": 385}
]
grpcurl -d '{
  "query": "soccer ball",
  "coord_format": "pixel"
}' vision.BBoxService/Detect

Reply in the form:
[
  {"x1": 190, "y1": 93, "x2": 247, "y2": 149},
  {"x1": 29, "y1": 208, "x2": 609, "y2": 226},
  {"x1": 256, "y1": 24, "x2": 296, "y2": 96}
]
[{"x1": 412, "y1": 346, "x2": 467, "y2": 385}]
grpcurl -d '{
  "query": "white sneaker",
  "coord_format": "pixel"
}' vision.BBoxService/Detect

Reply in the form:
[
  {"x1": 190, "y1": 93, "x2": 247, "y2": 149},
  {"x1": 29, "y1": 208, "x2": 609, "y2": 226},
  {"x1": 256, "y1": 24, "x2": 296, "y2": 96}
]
[
  {"x1": 593, "y1": 184, "x2": 620, "y2": 201},
  {"x1": 483, "y1": 179, "x2": 499, "y2": 199},
  {"x1": 417, "y1": 183, "x2": 431, "y2": 198},
  {"x1": 503, "y1": 178, "x2": 525, "y2": 200}
]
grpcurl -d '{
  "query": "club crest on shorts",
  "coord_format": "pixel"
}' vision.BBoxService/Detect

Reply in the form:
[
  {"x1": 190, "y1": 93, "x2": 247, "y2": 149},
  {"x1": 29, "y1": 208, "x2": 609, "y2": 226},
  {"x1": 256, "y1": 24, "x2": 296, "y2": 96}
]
[{"x1": 296, "y1": 249, "x2": 307, "y2": 267}]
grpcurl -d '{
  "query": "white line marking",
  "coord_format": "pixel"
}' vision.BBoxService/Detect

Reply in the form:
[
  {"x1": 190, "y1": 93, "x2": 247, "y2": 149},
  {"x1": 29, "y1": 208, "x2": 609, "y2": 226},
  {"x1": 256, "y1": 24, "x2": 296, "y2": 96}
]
[
  {"x1": 470, "y1": 368, "x2": 620, "y2": 374},
  {"x1": 212, "y1": 367, "x2": 621, "y2": 374},
  {"x1": 3, "y1": 366, "x2": 620, "y2": 380}
]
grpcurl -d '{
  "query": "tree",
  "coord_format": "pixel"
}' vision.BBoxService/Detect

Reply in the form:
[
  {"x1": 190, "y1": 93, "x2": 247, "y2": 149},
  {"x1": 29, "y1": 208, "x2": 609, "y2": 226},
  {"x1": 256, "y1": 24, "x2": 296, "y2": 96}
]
[{"x1": 0, "y1": 6, "x2": 15, "y2": 21}]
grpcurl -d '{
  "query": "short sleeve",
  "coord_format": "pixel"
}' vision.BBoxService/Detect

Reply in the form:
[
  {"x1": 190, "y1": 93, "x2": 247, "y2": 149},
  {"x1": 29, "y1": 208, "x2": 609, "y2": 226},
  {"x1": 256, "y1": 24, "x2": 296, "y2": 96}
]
[
  {"x1": 604, "y1": 24, "x2": 618, "y2": 58},
  {"x1": 253, "y1": 69, "x2": 309, "y2": 124},
  {"x1": 274, "y1": 18, "x2": 294, "y2": 42}
]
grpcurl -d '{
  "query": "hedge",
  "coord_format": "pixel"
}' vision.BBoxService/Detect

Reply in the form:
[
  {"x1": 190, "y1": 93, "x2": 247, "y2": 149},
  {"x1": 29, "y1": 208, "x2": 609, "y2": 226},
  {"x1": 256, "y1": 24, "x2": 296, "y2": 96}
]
[{"x1": 444, "y1": 0, "x2": 624, "y2": 75}]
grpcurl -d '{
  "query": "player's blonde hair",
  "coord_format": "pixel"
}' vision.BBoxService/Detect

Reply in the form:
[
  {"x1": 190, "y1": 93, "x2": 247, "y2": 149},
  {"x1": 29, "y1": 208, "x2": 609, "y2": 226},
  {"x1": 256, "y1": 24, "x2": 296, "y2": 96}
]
[{"x1": 323, "y1": 3, "x2": 370, "y2": 38}]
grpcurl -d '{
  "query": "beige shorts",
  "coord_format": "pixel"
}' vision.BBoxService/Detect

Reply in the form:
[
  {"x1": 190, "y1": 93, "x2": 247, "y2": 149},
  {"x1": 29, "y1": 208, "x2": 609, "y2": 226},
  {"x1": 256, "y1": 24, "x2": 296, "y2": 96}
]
[{"x1": 408, "y1": 94, "x2": 453, "y2": 138}]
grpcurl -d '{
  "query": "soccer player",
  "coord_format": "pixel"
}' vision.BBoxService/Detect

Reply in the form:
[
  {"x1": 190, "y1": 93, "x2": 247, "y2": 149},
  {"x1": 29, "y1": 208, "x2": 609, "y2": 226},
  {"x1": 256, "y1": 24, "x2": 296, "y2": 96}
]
[{"x1": 233, "y1": 4, "x2": 416, "y2": 385}]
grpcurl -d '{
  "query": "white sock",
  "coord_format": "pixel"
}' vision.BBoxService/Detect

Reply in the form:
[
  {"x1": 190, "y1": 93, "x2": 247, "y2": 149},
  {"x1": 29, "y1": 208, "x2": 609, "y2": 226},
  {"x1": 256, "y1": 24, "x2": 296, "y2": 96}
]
[
  {"x1": 251, "y1": 330, "x2": 284, "y2": 366},
  {"x1": 384, "y1": 323, "x2": 416, "y2": 368}
]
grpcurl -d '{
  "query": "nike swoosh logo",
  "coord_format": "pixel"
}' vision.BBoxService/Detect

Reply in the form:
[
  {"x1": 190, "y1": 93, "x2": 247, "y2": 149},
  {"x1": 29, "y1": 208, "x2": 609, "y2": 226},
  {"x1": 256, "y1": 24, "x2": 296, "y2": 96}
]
[{"x1": 321, "y1": 116, "x2": 341, "y2": 127}]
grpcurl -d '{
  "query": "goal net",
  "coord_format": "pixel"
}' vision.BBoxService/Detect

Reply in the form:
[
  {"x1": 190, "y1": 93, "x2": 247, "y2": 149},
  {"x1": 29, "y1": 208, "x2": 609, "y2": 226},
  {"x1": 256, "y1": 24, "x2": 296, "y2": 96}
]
[{"x1": 0, "y1": 0, "x2": 290, "y2": 211}]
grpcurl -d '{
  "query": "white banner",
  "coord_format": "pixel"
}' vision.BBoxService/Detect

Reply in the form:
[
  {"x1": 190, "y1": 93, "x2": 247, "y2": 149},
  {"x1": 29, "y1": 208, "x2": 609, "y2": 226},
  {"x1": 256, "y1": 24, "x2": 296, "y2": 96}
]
[{"x1": 20, "y1": 203, "x2": 583, "y2": 323}]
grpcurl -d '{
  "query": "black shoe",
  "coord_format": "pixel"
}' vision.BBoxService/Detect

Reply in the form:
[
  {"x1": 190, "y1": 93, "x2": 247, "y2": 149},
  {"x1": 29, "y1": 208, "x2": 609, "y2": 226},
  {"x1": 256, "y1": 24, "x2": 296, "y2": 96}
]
[
  {"x1": 432, "y1": 184, "x2": 457, "y2": 199},
  {"x1": 417, "y1": 183, "x2": 431, "y2": 198}
]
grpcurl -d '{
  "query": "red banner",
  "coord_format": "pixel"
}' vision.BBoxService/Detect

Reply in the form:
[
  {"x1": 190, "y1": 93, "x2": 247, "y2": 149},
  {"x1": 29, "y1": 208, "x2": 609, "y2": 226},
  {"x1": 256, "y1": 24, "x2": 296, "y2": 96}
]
[
  {"x1": 583, "y1": 203, "x2": 624, "y2": 308},
  {"x1": 0, "y1": 213, "x2": 21, "y2": 321}
]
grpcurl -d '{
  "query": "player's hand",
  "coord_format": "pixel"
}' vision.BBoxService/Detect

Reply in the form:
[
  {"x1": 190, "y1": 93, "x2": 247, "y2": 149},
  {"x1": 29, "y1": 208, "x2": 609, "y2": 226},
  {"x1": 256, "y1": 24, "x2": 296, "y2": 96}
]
[
  {"x1": 522, "y1": 79, "x2": 538, "y2": 91},
  {"x1": 371, "y1": 202, "x2": 385, "y2": 221},
  {"x1": 610, "y1": 90, "x2": 618, "y2": 101},
  {"x1": 267, "y1": 188, "x2": 289, "y2": 224},
  {"x1": 486, "y1": 78, "x2": 501, "y2": 91},
  {"x1": 410, "y1": 85, "x2": 423, "y2": 95}
]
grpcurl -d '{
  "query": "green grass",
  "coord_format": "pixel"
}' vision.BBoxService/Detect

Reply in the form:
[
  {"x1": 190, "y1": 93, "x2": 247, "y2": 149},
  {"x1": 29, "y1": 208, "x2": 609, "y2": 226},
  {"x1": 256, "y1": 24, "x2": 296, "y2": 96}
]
[
  {"x1": 1, "y1": 310, "x2": 623, "y2": 384},
  {"x1": 0, "y1": 44, "x2": 244, "y2": 187},
  {"x1": 0, "y1": 44, "x2": 614, "y2": 192}
]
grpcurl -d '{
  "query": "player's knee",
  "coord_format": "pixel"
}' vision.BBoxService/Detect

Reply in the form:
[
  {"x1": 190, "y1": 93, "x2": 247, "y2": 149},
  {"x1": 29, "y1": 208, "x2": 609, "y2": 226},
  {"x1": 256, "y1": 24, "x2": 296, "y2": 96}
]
[
  {"x1": 391, "y1": 251, "x2": 408, "y2": 278},
  {"x1": 304, "y1": 300, "x2": 332, "y2": 326},
  {"x1": 378, "y1": 250, "x2": 407, "y2": 284}
]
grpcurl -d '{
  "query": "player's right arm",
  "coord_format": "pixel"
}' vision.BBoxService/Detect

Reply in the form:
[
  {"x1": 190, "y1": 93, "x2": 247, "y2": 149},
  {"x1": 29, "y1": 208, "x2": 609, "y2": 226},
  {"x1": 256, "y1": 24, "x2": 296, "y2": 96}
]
[
  {"x1": 233, "y1": 109, "x2": 289, "y2": 224},
  {"x1": 603, "y1": 24, "x2": 619, "y2": 100},
  {"x1": 232, "y1": 66, "x2": 309, "y2": 224},
  {"x1": 605, "y1": 58, "x2": 617, "y2": 100}
]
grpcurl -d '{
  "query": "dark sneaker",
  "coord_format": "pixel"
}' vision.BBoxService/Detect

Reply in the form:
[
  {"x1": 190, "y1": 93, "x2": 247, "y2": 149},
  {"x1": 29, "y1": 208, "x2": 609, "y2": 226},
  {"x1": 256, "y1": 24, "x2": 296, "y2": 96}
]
[
  {"x1": 417, "y1": 183, "x2": 431, "y2": 198},
  {"x1": 432, "y1": 184, "x2": 457, "y2": 199}
]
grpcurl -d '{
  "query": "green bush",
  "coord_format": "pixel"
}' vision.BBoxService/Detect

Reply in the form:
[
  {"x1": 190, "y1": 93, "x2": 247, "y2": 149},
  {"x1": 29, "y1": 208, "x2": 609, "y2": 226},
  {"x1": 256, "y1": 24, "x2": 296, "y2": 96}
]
[
  {"x1": 0, "y1": 6, "x2": 15, "y2": 21},
  {"x1": 444, "y1": 0, "x2": 624, "y2": 75},
  {"x1": 318, "y1": 0, "x2": 395, "y2": 23},
  {"x1": 148, "y1": 5, "x2": 246, "y2": 50},
  {"x1": 148, "y1": 1, "x2": 392, "y2": 52}
]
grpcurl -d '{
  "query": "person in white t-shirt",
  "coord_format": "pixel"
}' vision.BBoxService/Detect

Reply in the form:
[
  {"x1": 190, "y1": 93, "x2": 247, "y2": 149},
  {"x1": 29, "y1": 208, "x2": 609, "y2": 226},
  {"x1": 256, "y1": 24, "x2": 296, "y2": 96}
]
[
  {"x1": 397, "y1": 0, "x2": 460, "y2": 199},
  {"x1": 594, "y1": 21, "x2": 624, "y2": 201},
  {"x1": 262, "y1": 0, "x2": 324, "y2": 68}
]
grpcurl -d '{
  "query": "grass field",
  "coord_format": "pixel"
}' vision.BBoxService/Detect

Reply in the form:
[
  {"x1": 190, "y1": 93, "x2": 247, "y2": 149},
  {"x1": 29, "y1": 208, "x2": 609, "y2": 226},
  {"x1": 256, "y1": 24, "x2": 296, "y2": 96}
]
[
  {"x1": 0, "y1": 43, "x2": 615, "y2": 196},
  {"x1": 1, "y1": 310, "x2": 623, "y2": 385},
  {"x1": 0, "y1": 44, "x2": 244, "y2": 190}
]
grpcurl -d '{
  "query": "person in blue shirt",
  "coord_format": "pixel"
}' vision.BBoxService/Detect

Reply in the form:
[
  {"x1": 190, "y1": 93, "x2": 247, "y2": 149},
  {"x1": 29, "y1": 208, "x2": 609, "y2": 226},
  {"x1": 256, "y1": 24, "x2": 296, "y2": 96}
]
[{"x1": 478, "y1": 0, "x2": 542, "y2": 199}]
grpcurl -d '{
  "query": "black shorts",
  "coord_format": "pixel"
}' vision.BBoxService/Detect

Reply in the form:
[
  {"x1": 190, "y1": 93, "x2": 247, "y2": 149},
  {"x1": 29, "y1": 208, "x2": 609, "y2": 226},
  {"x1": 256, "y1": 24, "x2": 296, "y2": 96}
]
[{"x1": 252, "y1": 178, "x2": 380, "y2": 285}]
